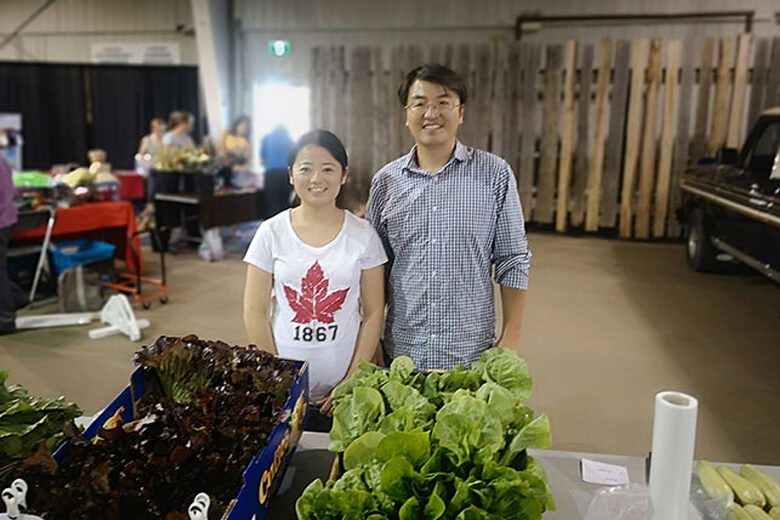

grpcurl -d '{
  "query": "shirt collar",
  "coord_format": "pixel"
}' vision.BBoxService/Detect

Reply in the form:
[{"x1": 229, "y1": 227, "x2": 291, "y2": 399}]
[{"x1": 403, "y1": 140, "x2": 471, "y2": 175}]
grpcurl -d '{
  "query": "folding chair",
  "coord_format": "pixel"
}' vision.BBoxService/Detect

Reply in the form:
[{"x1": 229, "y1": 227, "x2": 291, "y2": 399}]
[{"x1": 8, "y1": 206, "x2": 56, "y2": 303}]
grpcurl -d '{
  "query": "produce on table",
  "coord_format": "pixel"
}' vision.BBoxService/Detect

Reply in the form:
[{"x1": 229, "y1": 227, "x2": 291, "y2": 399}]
[
  {"x1": 744, "y1": 504, "x2": 775, "y2": 520},
  {"x1": 719, "y1": 466, "x2": 767, "y2": 508},
  {"x1": 742, "y1": 465, "x2": 780, "y2": 509},
  {"x1": 16, "y1": 335, "x2": 299, "y2": 519},
  {"x1": 729, "y1": 504, "x2": 755, "y2": 520},
  {"x1": 769, "y1": 507, "x2": 780, "y2": 520},
  {"x1": 696, "y1": 460, "x2": 734, "y2": 506},
  {"x1": 0, "y1": 370, "x2": 81, "y2": 481},
  {"x1": 296, "y1": 348, "x2": 555, "y2": 520}
]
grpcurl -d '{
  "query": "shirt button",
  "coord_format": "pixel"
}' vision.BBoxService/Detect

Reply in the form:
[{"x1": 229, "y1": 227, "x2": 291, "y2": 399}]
[
  {"x1": 432, "y1": 206, "x2": 438, "y2": 212},
  {"x1": 431, "y1": 334, "x2": 437, "y2": 339},
  {"x1": 431, "y1": 302, "x2": 436, "y2": 308},
  {"x1": 431, "y1": 270, "x2": 437, "y2": 277},
  {"x1": 430, "y1": 238, "x2": 437, "y2": 244}
]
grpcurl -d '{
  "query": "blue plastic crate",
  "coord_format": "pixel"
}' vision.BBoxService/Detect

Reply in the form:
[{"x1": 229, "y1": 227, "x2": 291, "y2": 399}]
[{"x1": 49, "y1": 239, "x2": 116, "y2": 275}]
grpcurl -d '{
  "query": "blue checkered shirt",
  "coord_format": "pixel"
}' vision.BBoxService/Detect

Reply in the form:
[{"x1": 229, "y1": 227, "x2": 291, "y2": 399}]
[{"x1": 367, "y1": 141, "x2": 531, "y2": 370}]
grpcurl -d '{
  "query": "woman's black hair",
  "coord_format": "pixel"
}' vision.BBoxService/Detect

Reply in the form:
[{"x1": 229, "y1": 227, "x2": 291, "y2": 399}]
[
  {"x1": 231, "y1": 115, "x2": 251, "y2": 136},
  {"x1": 398, "y1": 64, "x2": 468, "y2": 107},
  {"x1": 287, "y1": 129, "x2": 349, "y2": 170}
]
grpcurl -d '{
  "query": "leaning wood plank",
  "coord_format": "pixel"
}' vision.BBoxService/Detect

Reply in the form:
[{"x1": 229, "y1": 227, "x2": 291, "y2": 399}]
[
  {"x1": 348, "y1": 46, "x2": 373, "y2": 198},
  {"x1": 571, "y1": 44, "x2": 594, "y2": 228},
  {"x1": 310, "y1": 47, "x2": 323, "y2": 128},
  {"x1": 473, "y1": 44, "x2": 493, "y2": 150},
  {"x1": 519, "y1": 43, "x2": 541, "y2": 222},
  {"x1": 600, "y1": 39, "x2": 630, "y2": 228},
  {"x1": 635, "y1": 38, "x2": 662, "y2": 240},
  {"x1": 537, "y1": 44, "x2": 563, "y2": 224},
  {"x1": 504, "y1": 43, "x2": 522, "y2": 182},
  {"x1": 690, "y1": 39, "x2": 714, "y2": 163},
  {"x1": 388, "y1": 46, "x2": 403, "y2": 158},
  {"x1": 726, "y1": 33, "x2": 753, "y2": 149},
  {"x1": 708, "y1": 38, "x2": 734, "y2": 156},
  {"x1": 453, "y1": 43, "x2": 473, "y2": 148},
  {"x1": 491, "y1": 44, "x2": 508, "y2": 156},
  {"x1": 765, "y1": 37, "x2": 780, "y2": 108},
  {"x1": 333, "y1": 47, "x2": 348, "y2": 146},
  {"x1": 585, "y1": 38, "x2": 612, "y2": 232},
  {"x1": 653, "y1": 40, "x2": 682, "y2": 238},
  {"x1": 667, "y1": 41, "x2": 696, "y2": 238},
  {"x1": 619, "y1": 40, "x2": 648, "y2": 238},
  {"x1": 746, "y1": 38, "x2": 769, "y2": 128},
  {"x1": 556, "y1": 40, "x2": 579, "y2": 233},
  {"x1": 371, "y1": 46, "x2": 390, "y2": 173}
]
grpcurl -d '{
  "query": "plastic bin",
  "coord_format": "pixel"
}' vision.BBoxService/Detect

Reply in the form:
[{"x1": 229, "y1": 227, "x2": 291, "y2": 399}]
[{"x1": 49, "y1": 239, "x2": 116, "y2": 275}]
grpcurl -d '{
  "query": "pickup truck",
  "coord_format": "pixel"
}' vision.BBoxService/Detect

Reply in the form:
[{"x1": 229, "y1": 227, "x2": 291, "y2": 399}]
[{"x1": 678, "y1": 107, "x2": 780, "y2": 283}]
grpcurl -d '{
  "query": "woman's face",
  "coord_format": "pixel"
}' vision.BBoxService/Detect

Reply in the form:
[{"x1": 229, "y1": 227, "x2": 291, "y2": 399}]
[
  {"x1": 289, "y1": 144, "x2": 346, "y2": 208},
  {"x1": 152, "y1": 121, "x2": 166, "y2": 135},
  {"x1": 236, "y1": 121, "x2": 249, "y2": 136}
]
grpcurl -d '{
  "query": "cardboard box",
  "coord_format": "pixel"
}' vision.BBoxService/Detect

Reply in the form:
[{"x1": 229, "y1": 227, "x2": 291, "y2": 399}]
[{"x1": 53, "y1": 358, "x2": 310, "y2": 519}]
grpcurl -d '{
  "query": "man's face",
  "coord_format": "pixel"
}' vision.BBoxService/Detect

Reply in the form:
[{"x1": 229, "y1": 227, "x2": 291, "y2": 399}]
[{"x1": 404, "y1": 79, "x2": 464, "y2": 150}]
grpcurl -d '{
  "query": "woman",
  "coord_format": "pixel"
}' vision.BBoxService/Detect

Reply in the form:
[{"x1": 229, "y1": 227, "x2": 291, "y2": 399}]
[
  {"x1": 162, "y1": 111, "x2": 194, "y2": 149},
  {"x1": 137, "y1": 118, "x2": 166, "y2": 158},
  {"x1": 243, "y1": 130, "x2": 387, "y2": 431},
  {"x1": 217, "y1": 115, "x2": 253, "y2": 189}
]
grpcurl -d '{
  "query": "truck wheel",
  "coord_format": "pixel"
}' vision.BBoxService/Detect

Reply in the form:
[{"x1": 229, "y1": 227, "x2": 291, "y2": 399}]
[{"x1": 685, "y1": 208, "x2": 720, "y2": 272}]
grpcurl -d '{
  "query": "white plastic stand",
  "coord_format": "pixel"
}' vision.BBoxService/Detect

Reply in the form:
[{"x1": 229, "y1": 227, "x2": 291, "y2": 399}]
[
  {"x1": 188, "y1": 493, "x2": 210, "y2": 520},
  {"x1": 88, "y1": 295, "x2": 149, "y2": 342},
  {"x1": 1, "y1": 479, "x2": 42, "y2": 520}
]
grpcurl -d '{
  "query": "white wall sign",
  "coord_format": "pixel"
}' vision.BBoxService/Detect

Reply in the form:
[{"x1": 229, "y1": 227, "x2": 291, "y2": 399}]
[{"x1": 91, "y1": 43, "x2": 181, "y2": 65}]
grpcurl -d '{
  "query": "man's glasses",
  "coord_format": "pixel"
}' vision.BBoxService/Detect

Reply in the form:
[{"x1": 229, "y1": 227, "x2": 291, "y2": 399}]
[{"x1": 405, "y1": 99, "x2": 460, "y2": 115}]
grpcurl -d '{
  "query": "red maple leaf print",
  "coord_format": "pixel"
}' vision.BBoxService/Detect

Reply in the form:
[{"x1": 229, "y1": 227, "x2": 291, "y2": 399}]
[{"x1": 284, "y1": 261, "x2": 349, "y2": 324}]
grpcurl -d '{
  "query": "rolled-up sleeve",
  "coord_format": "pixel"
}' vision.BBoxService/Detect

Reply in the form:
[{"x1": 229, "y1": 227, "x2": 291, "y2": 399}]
[{"x1": 492, "y1": 163, "x2": 531, "y2": 290}]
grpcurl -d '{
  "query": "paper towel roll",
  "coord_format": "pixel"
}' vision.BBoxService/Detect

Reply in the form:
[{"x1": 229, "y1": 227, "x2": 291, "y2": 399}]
[{"x1": 648, "y1": 391, "x2": 698, "y2": 520}]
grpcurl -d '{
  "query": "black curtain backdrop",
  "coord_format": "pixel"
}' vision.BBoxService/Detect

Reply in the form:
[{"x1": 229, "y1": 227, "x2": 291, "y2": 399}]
[{"x1": 0, "y1": 62, "x2": 199, "y2": 170}]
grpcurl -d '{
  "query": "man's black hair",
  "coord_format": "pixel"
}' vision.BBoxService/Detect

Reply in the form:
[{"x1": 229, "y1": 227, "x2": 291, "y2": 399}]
[{"x1": 397, "y1": 64, "x2": 468, "y2": 107}]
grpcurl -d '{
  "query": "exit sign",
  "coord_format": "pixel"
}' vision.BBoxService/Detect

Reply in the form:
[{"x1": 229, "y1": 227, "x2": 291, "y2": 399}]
[{"x1": 269, "y1": 40, "x2": 291, "y2": 57}]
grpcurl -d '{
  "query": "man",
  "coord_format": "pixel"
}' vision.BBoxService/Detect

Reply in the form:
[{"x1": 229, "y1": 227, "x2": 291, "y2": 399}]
[
  {"x1": 260, "y1": 125, "x2": 294, "y2": 217},
  {"x1": 367, "y1": 64, "x2": 531, "y2": 370},
  {"x1": 0, "y1": 155, "x2": 19, "y2": 334}
]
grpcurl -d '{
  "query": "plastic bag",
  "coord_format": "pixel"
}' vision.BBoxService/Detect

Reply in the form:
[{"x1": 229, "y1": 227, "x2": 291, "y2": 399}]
[
  {"x1": 579, "y1": 482, "x2": 708, "y2": 520},
  {"x1": 198, "y1": 228, "x2": 224, "y2": 262}
]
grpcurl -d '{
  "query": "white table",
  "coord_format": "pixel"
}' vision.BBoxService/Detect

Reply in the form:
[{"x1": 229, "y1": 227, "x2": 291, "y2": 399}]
[{"x1": 269, "y1": 432, "x2": 780, "y2": 519}]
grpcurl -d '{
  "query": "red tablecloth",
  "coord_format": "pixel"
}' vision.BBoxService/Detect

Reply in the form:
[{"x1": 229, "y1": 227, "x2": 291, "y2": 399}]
[
  {"x1": 115, "y1": 171, "x2": 145, "y2": 200},
  {"x1": 12, "y1": 201, "x2": 143, "y2": 273}
]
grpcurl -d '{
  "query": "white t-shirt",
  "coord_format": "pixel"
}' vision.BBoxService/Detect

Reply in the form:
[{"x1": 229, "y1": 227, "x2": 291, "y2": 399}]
[{"x1": 244, "y1": 209, "x2": 388, "y2": 401}]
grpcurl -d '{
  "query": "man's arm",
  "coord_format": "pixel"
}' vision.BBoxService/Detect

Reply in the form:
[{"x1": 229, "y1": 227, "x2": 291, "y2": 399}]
[
  {"x1": 492, "y1": 161, "x2": 531, "y2": 350},
  {"x1": 496, "y1": 286, "x2": 526, "y2": 351}
]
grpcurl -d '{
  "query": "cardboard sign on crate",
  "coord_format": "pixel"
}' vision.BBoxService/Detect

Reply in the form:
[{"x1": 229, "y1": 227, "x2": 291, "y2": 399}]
[{"x1": 53, "y1": 359, "x2": 309, "y2": 519}]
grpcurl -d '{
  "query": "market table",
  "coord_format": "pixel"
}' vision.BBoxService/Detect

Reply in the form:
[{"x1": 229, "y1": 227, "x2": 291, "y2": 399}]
[
  {"x1": 270, "y1": 432, "x2": 780, "y2": 519},
  {"x1": 11, "y1": 200, "x2": 143, "y2": 273}
]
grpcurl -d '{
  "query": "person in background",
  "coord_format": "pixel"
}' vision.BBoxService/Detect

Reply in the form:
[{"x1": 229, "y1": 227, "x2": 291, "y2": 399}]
[
  {"x1": 367, "y1": 64, "x2": 531, "y2": 371},
  {"x1": 260, "y1": 125, "x2": 294, "y2": 217},
  {"x1": 0, "y1": 155, "x2": 19, "y2": 334},
  {"x1": 162, "y1": 111, "x2": 195, "y2": 149},
  {"x1": 217, "y1": 115, "x2": 252, "y2": 189},
  {"x1": 243, "y1": 130, "x2": 387, "y2": 431},
  {"x1": 137, "y1": 118, "x2": 166, "y2": 158}
]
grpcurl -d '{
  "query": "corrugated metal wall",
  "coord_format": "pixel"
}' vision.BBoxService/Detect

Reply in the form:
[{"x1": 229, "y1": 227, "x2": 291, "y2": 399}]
[{"x1": 0, "y1": 0, "x2": 198, "y2": 63}]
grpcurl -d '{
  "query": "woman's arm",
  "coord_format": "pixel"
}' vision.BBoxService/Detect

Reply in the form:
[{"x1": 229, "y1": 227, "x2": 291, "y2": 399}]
[
  {"x1": 243, "y1": 264, "x2": 277, "y2": 355},
  {"x1": 320, "y1": 264, "x2": 385, "y2": 414},
  {"x1": 216, "y1": 130, "x2": 229, "y2": 156},
  {"x1": 138, "y1": 136, "x2": 150, "y2": 156}
]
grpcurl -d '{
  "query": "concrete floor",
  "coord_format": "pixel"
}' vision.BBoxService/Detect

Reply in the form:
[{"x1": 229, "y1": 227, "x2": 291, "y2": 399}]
[{"x1": 2, "y1": 230, "x2": 779, "y2": 465}]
